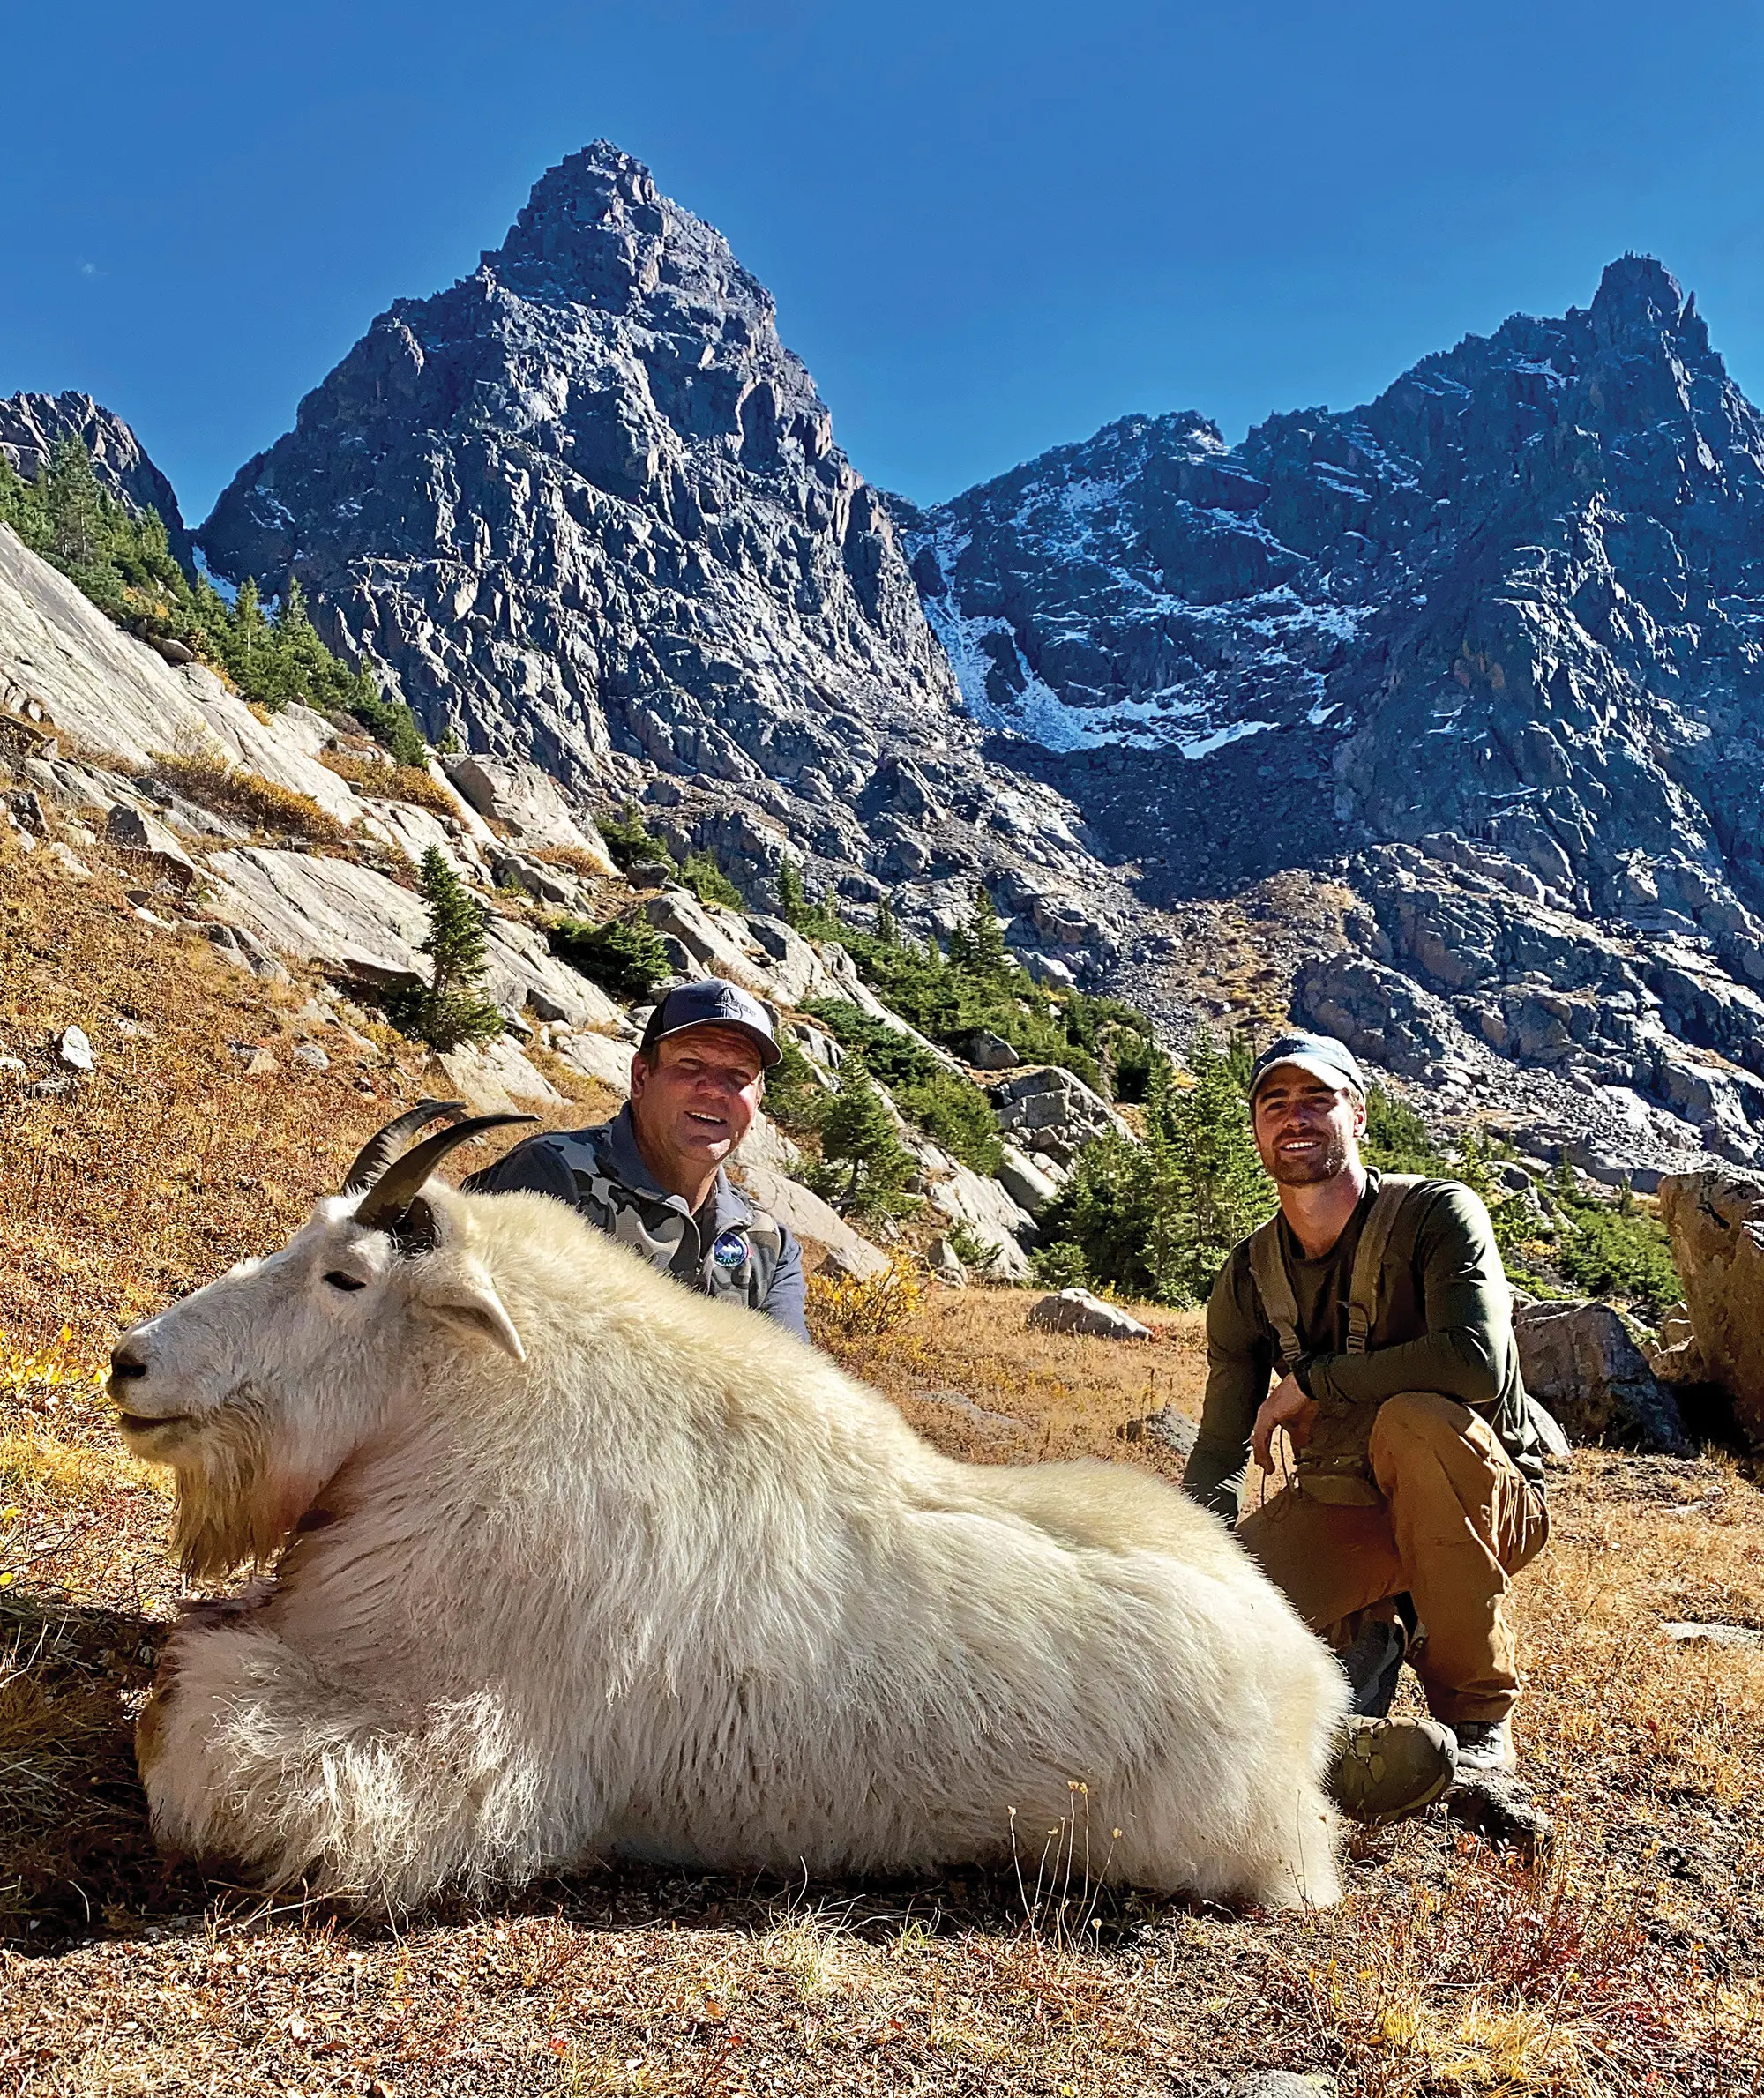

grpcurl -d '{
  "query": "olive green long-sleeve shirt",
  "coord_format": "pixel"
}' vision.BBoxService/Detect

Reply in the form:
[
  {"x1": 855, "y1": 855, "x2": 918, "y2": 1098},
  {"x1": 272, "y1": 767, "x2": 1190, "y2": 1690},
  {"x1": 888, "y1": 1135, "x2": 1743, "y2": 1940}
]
[{"x1": 1183, "y1": 1173, "x2": 1544, "y2": 1521}]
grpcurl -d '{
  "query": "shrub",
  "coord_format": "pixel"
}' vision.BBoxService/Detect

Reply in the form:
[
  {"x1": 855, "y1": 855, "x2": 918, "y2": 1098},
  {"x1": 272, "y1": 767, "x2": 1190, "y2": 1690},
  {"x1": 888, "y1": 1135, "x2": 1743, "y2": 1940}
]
[
  {"x1": 893, "y1": 1069, "x2": 1004, "y2": 1176},
  {"x1": 799, "y1": 1000, "x2": 1003, "y2": 1173},
  {"x1": 805, "y1": 1257, "x2": 924, "y2": 1343},
  {"x1": 945, "y1": 1221, "x2": 1005, "y2": 1275},
  {"x1": 534, "y1": 843, "x2": 617, "y2": 880},
  {"x1": 1364, "y1": 1086, "x2": 1680, "y2": 1314},
  {"x1": 679, "y1": 851, "x2": 744, "y2": 910},
  {"x1": 1546, "y1": 1169, "x2": 1681, "y2": 1321},
  {"x1": 546, "y1": 915, "x2": 672, "y2": 1002},
  {"x1": 384, "y1": 848, "x2": 505, "y2": 1052},
  {"x1": 762, "y1": 1036, "x2": 829, "y2": 1135},
  {"x1": 150, "y1": 751, "x2": 348, "y2": 847},
  {"x1": 319, "y1": 750, "x2": 457, "y2": 818},
  {"x1": 595, "y1": 806, "x2": 676, "y2": 874}
]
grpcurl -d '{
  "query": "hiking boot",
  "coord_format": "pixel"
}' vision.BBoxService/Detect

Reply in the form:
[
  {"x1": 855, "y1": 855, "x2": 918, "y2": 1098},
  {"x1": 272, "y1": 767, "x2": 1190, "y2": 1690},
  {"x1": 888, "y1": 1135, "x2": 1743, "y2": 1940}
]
[
  {"x1": 1327, "y1": 1715, "x2": 1458, "y2": 1825},
  {"x1": 1451, "y1": 1717, "x2": 1518, "y2": 1774}
]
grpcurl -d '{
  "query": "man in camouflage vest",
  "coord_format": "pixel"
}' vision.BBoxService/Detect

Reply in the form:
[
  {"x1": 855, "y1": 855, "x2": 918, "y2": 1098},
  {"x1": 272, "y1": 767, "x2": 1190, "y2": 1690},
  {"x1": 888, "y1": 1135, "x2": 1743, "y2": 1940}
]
[
  {"x1": 467, "y1": 978, "x2": 807, "y2": 1339},
  {"x1": 1185, "y1": 1033, "x2": 1551, "y2": 1824}
]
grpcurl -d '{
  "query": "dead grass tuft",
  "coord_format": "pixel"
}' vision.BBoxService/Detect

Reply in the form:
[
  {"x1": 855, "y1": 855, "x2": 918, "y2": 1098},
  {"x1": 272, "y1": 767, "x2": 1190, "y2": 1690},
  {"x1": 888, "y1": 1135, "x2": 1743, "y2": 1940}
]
[
  {"x1": 320, "y1": 749, "x2": 460, "y2": 818},
  {"x1": 150, "y1": 750, "x2": 349, "y2": 847}
]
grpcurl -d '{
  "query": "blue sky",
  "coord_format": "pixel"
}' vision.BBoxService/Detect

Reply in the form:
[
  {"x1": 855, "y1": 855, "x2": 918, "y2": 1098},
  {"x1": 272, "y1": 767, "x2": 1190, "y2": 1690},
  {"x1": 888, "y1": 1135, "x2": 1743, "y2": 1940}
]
[{"x1": 4, "y1": 1, "x2": 1763, "y2": 521}]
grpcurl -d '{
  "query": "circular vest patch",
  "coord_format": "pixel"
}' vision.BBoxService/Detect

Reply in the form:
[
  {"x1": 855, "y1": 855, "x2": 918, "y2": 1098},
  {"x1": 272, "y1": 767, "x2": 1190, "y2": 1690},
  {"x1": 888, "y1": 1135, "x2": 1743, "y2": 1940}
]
[{"x1": 710, "y1": 1229, "x2": 749, "y2": 1272}]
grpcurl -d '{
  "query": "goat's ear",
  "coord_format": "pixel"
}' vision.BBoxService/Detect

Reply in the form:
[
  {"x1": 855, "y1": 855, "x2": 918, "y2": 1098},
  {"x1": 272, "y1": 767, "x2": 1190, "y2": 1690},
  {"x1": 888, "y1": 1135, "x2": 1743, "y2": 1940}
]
[{"x1": 418, "y1": 1262, "x2": 526, "y2": 1363}]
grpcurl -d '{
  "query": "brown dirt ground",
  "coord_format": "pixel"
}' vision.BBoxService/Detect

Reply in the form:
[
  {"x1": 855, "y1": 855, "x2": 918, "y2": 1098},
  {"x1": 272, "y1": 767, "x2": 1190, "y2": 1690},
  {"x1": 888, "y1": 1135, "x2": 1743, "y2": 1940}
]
[{"x1": 3, "y1": 832, "x2": 1764, "y2": 2095}]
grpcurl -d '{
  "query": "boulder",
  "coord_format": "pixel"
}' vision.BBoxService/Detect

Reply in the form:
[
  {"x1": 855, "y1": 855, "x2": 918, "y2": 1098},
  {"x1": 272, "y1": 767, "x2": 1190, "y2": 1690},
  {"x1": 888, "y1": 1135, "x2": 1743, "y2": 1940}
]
[
  {"x1": 639, "y1": 888, "x2": 762, "y2": 982},
  {"x1": 989, "y1": 1063, "x2": 1131, "y2": 1163},
  {"x1": 202, "y1": 847, "x2": 623, "y2": 1029},
  {"x1": 1028, "y1": 1288, "x2": 1152, "y2": 1340},
  {"x1": 1510, "y1": 1298, "x2": 1693, "y2": 1452},
  {"x1": 923, "y1": 1162, "x2": 1036, "y2": 1280},
  {"x1": 56, "y1": 1024, "x2": 94, "y2": 1072},
  {"x1": 357, "y1": 796, "x2": 489, "y2": 883},
  {"x1": 425, "y1": 1037, "x2": 564, "y2": 1113},
  {"x1": 728, "y1": 1158, "x2": 889, "y2": 1281},
  {"x1": 926, "y1": 1237, "x2": 968, "y2": 1288},
  {"x1": 105, "y1": 802, "x2": 197, "y2": 882},
  {"x1": 735, "y1": 1109, "x2": 803, "y2": 1177},
  {"x1": 965, "y1": 1028, "x2": 1019, "y2": 1071},
  {"x1": 1657, "y1": 1167, "x2": 1764, "y2": 1450},
  {"x1": 442, "y1": 754, "x2": 616, "y2": 870},
  {"x1": 549, "y1": 1029, "x2": 635, "y2": 1097},
  {"x1": 997, "y1": 1142, "x2": 1063, "y2": 1217}
]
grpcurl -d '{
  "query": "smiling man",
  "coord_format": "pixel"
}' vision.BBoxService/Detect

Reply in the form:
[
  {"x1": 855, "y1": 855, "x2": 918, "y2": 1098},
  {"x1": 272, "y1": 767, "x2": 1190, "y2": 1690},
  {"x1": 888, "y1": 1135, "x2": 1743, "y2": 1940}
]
[
  {"x1": 465, "y1": 978, "x2": 808, "y2": 1339},
  {"x1": 1184, "y1": 1033, "x2": 1551, "y2": 1822}
]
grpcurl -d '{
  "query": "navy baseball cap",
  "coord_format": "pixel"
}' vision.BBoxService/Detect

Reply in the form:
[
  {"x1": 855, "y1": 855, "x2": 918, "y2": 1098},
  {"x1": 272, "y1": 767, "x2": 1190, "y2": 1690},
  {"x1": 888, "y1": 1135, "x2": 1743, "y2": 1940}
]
[
  {"x1": 639, "y1": 978, "x2": 782, "y2": 1070},
  {"x1": 1247, "y1": 1032, "x2": 1367, "y2": 1102}
]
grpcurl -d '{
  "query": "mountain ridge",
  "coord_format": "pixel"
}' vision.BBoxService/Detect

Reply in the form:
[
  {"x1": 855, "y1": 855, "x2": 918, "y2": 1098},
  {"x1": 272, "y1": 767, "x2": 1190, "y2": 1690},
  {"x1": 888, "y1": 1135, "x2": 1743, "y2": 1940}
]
[{"x1": 11, "y1": 146, "x2": 1764, "y2": 1181}]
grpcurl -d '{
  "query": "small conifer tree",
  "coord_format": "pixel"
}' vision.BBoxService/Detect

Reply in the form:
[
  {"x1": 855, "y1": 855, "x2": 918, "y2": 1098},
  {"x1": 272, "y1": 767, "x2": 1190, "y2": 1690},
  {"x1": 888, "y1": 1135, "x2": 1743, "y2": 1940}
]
[
  {"x1": 391, "y1": 848, "x2": 505, "y2": 1051},
  {"x1": 808, "y1": 1053, "x2": 919, "y2": 1218}
]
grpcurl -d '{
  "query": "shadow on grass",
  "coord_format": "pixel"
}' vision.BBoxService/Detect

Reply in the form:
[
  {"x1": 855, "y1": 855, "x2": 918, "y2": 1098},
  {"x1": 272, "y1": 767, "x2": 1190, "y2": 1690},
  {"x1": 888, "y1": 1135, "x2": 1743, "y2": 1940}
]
[{"x1": 0, "y1": 1594, "x2": 206, "y2": 1953}]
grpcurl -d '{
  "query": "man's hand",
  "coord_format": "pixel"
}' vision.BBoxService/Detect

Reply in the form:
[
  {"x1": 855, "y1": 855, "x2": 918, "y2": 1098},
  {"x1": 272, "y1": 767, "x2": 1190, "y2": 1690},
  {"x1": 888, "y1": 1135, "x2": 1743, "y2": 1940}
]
[{"x1": 1252, "y1": 1373, "x2": 1319, "y2": 1472}]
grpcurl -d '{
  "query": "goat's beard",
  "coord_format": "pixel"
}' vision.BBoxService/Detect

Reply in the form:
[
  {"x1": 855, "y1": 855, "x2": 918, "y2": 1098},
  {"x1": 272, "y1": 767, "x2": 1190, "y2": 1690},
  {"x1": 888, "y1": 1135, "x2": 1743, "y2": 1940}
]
[{"x1": 168, "y1": 1387, "x2": 286, "y2": 1581}]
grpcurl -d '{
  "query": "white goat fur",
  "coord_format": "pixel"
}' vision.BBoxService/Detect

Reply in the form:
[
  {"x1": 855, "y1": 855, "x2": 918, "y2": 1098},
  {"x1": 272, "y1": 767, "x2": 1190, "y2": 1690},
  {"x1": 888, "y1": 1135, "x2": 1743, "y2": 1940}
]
[{"x1": 124, "y1": 1183, "x2": 1346, "y2": 1910}]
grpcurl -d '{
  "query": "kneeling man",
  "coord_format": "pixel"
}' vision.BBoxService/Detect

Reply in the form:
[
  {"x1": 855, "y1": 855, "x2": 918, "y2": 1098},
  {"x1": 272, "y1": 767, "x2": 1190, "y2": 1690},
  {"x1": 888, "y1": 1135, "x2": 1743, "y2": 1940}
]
[
  {"x1": 1184, "y1": 1034, "x2": 1550, "y2": 1820},
  {"x1": 467, "y1": 978, "x2": 807, "y2": 1339}
]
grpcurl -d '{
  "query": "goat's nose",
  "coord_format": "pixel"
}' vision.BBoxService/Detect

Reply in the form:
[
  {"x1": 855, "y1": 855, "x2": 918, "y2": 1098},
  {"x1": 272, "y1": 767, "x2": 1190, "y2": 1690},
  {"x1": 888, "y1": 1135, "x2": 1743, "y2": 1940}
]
[{"x1": 109, "y1": 1342, "x2": 148, "y2": 1384}]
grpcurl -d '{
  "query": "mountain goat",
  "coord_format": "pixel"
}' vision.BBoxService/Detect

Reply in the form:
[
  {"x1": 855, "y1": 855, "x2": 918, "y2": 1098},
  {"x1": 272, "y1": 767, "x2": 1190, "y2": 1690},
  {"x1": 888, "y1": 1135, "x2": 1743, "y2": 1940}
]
[{"x1": 114, "y1": 1102, "x2": 1347, "y2": 1912}]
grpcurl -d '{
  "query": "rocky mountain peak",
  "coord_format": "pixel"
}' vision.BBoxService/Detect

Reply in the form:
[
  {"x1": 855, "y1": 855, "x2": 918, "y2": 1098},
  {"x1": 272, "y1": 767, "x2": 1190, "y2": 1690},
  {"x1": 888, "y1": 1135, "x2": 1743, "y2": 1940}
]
[
  {"x1": 485, "y1": 141, "x2": 769, "y2": 325},
  {"x1": 198, "y1": 139, "x2": 965, "y2": 829},
  {"x1": 1588, "y1": 252, "x2": 1690, "y2": 340}
]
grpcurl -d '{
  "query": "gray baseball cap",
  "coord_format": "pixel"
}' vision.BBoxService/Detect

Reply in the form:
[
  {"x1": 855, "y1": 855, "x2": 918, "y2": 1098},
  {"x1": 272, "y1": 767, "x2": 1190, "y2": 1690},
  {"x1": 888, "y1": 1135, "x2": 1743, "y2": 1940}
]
[
  {"x1": 639, "y1": 978, "x2": 781, "y2": 1069},
  {"x1": 1247, "y1": 1032, "x2": 1367, "y2": 1102}
]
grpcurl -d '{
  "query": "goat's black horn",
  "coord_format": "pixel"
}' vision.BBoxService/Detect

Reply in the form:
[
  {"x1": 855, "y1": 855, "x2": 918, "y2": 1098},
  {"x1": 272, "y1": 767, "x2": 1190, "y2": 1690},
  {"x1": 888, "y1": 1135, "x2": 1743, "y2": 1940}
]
[
  {"x1": 340, "y1": 1099, "x2": 468, "y2": 1196},
  {"x1": 352, "y1": 1114, "x2": 538, "y2": 1232}
]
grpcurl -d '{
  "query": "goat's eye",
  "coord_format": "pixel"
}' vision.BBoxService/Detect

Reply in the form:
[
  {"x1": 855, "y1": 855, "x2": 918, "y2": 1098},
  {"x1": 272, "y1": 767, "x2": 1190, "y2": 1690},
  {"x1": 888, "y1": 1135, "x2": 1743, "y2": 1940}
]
[{"x1": 323, "y1": 1271, "x2": 368, "y2": 1293}]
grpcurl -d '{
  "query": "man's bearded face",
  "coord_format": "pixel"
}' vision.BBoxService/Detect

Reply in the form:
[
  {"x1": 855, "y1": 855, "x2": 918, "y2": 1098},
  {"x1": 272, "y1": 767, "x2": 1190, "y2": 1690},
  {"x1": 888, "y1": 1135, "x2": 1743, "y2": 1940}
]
[{"x1": 1251, "y1": 1073, "x2": 1365, "y2": 1188}]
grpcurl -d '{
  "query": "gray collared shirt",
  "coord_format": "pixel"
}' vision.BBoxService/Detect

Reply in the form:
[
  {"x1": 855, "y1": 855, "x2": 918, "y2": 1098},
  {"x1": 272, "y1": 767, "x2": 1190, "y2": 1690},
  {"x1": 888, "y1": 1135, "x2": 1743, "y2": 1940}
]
[{"x1": 464, "y1": 1104, "x2": 808, "y2": 1340}]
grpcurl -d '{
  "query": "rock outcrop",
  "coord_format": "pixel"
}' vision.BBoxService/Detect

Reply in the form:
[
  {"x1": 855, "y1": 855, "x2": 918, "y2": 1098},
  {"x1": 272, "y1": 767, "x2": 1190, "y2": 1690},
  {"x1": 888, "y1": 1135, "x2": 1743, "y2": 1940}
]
[
  {"x1": 1510, "y1": 1297, "x2": 1692, "y2": 1452},
  {"x1": 1657, "y1": 1167, "x2": 1764, "y2": 1449}
]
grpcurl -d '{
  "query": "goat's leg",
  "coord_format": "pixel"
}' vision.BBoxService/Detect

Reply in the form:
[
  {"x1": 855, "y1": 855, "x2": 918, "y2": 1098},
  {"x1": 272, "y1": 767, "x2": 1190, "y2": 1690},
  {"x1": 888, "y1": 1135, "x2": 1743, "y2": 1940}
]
[{"x1": 138, "y1": 1616, "x2": 557, "y2": 1910}]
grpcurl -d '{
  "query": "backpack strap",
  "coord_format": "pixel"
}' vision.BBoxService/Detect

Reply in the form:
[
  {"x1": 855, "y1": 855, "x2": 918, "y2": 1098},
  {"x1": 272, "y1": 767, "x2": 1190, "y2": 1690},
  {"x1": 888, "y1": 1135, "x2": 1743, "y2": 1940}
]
[
  {"x1": 1344, "y1": 1174, "x2": 1428, "y2": 1354},
  {"x1": 1247, "y1": 1213, "x2": 1304, "y2": 1372}
]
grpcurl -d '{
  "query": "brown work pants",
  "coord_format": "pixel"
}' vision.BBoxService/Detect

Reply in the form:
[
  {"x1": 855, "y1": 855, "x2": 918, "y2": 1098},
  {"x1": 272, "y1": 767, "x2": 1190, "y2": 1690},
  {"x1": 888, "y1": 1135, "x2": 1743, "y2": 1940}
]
[{"x1": 1237, "y1": 1391, "x2": 1550, "y2": 1723}]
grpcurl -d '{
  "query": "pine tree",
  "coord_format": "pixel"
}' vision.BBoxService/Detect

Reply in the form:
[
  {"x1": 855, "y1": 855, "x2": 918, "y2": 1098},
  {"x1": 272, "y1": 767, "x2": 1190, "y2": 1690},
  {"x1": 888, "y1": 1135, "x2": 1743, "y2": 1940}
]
[
  {"x1": 809, "y1": 1053, "x2": 918, "y2": 1218},
  {"x1": 45, "y1": 436, "x2": 105, "y2": 571},
  {"x1": 777, "y1": 858, "x2": 808, "y2": 927},
  {"x1": 392, "y1": 849, "x2": 505, "y2": 1051}
]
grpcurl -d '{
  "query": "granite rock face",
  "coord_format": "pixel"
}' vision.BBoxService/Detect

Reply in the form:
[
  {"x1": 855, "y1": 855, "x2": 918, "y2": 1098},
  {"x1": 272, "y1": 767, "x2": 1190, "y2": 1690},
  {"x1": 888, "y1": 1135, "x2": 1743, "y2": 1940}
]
[{"x1": 0, "y1": 391, "x2": 194, "y2": 571}]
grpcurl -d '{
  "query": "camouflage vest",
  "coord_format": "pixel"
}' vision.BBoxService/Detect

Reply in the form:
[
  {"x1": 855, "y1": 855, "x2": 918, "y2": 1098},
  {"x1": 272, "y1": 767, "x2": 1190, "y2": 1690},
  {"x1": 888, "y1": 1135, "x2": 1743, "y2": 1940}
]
[{"x1": 540, "y1": 1122, "x2": 788, "y2": 1318}]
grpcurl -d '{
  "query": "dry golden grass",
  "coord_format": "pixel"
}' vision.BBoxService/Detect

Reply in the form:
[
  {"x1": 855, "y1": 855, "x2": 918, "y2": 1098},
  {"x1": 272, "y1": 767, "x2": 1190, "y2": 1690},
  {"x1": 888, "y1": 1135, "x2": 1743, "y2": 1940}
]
[
  {"x1": 150, "y1": 750, "x2": 351, "y2": 848},
  {"x1": 2, "y1": 830, "x2": 1762, "y2": 2094},
  {"x1": 319, "y1": 750, "x2": 460, "y2": 818}
]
